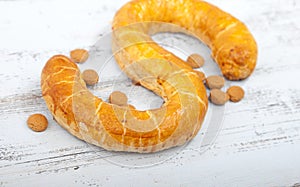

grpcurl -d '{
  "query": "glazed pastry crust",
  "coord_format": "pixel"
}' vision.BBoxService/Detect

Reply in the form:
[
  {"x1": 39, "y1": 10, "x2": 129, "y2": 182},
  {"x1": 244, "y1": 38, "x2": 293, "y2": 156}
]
[
  {"x1": 41, "y1": 55, "x2": 207, "y2": 153},
  {"x1": 113, "y1": 0, "x2": 257, "y2": 80},
  {"x1": 41, "y1": 0, "x2": 257, "y2": 153}
]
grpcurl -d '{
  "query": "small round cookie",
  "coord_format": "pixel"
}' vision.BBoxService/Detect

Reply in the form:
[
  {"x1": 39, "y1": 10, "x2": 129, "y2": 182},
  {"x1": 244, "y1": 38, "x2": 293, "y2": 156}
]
[
  {"x1": 109, "y1": 91, "x2": 128, "y2": 106},
  {"x1": 27, "y1": 114, "x2": 48, "y2": 132},
  {"x1": 206, "y1": 75, "x2": 225, "y2": 89},
  {"x1": 227, "y1": 86, "x2": 245, "y2": 102},
  {"x1": 186, "y1": 53, "x2": 205, "y2": 68},
  {"x1": 70, "y1": 49, "x2": 89, "y2": 63},
  {"x1": 209, "y1": 89, "x2": 229, "y2": 105},
  {"x1": 82, "y1": 69, "x2": 99, "y2": 86}
]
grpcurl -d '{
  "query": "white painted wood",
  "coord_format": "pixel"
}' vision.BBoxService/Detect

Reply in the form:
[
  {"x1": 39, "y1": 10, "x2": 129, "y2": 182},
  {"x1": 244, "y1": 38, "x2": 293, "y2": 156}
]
[{"x1": 0, "y1": 0, "x2": 300, "y2": 186}]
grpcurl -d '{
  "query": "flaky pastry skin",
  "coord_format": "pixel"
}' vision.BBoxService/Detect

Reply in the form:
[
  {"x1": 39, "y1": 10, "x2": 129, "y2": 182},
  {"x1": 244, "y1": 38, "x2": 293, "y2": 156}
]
[
  {"x1": 41, "y1": 0, "x2": 257, "y2": 153},
  {"x1": 41, "y1": 55, "x2": 207, "y2": 153},
  {"x1": 113, "y1": 0, "x2": 257, "y2": 80}
]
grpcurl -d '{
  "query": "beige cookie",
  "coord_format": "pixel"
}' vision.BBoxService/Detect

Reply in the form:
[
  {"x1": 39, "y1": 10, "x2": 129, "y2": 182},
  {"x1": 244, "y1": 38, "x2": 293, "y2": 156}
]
[
  {"x1": 70, "y1": 49, "x2": 89, "y2": 63},
  {"x1": 186, "y1": 53, "x2": 205, "y2": 68},
  {"x1": 206, "y1": 75, "x2": 225, "y2": 89},
  {"x1": 109, "y1": 91, "x2": 128, "y2": 106},
  {"x1": 82, "y1": 69, "x2": 99, "y2": 86},
  {"x1": 227, "y1": 86, "x2": 245, "y2": 102},
  {"x1": 27, "y1": 114, "x2": 48, "y2": 132},
  {"x1": 209, "y1": 89, "x2": 229, "y2": 105}
]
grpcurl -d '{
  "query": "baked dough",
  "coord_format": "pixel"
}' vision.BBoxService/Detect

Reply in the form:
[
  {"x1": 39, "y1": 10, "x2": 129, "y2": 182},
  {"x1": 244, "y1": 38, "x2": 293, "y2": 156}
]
[{"x1": 41, "y1": 0, "x2": 257, "y2": 153}]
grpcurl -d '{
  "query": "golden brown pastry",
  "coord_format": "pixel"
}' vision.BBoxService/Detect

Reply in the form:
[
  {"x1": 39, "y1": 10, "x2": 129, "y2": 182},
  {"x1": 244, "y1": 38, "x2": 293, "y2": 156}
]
[
  {"x1": 41, "y1": 0, "x2": 257, "y2": 153},
  {"x1": 112, "y1": 0, "x2": 257, "y2": 80}
]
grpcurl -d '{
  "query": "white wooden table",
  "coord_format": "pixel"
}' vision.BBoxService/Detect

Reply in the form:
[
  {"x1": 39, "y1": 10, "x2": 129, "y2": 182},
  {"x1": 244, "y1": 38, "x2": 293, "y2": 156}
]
[{"x1": 1, "y1": 0, "x2": 300, "y2": 186}]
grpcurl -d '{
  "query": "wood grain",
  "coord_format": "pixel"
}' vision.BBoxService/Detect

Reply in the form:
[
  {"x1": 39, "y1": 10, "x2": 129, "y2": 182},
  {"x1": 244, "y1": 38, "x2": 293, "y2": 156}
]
[{"x1": 1, "y1": 0, "x2": 300, "y2": 186}]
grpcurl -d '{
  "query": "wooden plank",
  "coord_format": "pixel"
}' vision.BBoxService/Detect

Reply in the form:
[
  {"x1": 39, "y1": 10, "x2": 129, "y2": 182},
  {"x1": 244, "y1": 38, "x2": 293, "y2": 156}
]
[{"x1": 0, "y1": 0, "x2": 300, "y2": 186}]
